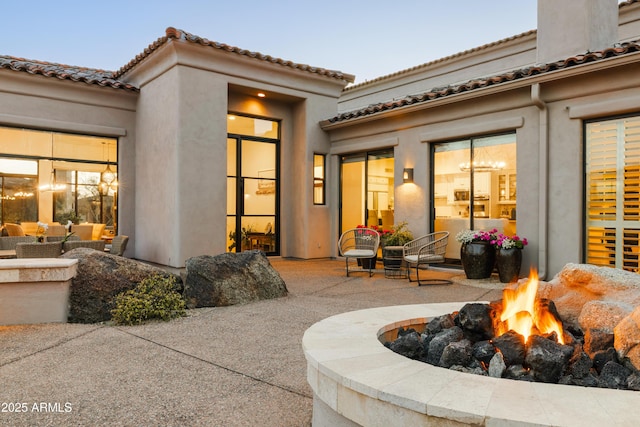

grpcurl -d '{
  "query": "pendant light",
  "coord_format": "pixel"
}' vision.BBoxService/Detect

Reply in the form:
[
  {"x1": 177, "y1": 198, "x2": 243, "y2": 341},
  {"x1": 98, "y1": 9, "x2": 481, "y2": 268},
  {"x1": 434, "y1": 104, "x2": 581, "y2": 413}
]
[{"x1": 100, "y1": 141, "x2": 116, "y2": 186}]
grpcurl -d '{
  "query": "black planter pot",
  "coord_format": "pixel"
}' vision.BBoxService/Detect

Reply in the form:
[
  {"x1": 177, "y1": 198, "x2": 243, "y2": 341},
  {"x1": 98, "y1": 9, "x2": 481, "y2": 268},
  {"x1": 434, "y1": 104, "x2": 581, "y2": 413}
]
[
  {"x1": 460, "y1": 241, "x2": 495, "y2": 279},
  {"x1": 361, "y1": 256, "x2": 377, "y2": 270},
  {"x1": 382, "y1": 246, "x2": 404, "y2": 269},
  {"x1": 496, "y1": 247, "x2": 522, "y2": 283}
]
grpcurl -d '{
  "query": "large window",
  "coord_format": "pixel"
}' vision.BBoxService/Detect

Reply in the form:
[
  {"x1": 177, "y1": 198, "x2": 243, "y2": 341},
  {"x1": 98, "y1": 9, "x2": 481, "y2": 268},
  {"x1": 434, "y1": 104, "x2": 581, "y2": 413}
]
[
  {"x1": 585, "y1": 115, "x2": 640, "y2": 272},
  {"x1": 433, "y1": 133, "x2": 516, "y2": 262},
  {"x1": 0, "y1": 126, "x2": 117, "y2": 228}
]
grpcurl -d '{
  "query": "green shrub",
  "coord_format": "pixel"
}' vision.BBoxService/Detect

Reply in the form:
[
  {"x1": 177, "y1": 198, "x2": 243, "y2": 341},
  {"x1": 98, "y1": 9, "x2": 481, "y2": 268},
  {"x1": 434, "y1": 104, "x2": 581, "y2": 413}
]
[
  {"x1": 111, "y1": 275, "x2": 186, "y2": 325},
  {"x1": 382, "y1": 221, "x2": 414, "y2": 246}
]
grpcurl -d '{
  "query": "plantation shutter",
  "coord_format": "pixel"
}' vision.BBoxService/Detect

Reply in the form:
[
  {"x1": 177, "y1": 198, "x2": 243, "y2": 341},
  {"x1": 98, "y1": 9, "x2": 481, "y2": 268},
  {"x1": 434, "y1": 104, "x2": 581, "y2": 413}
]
[{"x1": 586, "y1": 116, "x2": 640, "y2": 271}]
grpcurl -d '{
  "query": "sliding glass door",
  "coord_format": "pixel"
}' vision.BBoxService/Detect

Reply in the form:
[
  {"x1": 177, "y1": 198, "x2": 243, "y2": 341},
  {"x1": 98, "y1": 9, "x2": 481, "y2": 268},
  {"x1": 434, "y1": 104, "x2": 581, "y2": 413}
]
[{"x1": 340, "y1": 149, "x2": 394, "y2": 233}]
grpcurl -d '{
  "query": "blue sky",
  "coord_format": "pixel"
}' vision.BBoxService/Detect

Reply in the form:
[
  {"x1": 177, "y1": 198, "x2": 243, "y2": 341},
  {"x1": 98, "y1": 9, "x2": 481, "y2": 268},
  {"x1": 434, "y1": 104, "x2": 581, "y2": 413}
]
[{"x1": 2, "y1": 1, "x2": 543, "y2": 83}]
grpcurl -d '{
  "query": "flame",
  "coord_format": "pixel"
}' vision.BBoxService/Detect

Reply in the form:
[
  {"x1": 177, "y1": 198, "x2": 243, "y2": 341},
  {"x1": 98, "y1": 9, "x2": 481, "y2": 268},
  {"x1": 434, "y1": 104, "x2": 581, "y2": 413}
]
[{"x1": 496, "y1": 269, "x2": 564, "y2": 344}]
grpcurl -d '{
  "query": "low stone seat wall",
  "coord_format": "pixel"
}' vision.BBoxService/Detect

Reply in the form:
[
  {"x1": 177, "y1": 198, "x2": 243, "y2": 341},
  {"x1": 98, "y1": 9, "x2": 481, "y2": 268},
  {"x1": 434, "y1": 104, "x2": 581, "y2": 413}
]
[{"x1": 0, "y1": 258, "x2": 78, "y2": 325}]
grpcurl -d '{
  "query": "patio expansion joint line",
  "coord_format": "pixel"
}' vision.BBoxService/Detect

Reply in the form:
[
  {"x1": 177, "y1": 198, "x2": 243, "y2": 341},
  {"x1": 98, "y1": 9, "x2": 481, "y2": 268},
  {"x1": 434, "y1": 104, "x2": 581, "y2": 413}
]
[
  {"x1": 306, "y1": 278, "x2": 356, "y2": 295},
  {"x1": 114, "y1": 327, "x2": 312, "y2": 400},
  {"x1": 0, "y1": 325, "x2": 105, "y2": 368},
  {"x1": 475, "y1": 288, "x2": 500, "y2": 301}
]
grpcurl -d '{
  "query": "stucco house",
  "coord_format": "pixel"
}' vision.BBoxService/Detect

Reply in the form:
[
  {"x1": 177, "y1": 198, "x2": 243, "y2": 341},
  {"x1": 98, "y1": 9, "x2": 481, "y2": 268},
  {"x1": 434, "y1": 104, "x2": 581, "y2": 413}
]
[{"x1": 1, "y1": 0, "x2": 639, "y2": 280}]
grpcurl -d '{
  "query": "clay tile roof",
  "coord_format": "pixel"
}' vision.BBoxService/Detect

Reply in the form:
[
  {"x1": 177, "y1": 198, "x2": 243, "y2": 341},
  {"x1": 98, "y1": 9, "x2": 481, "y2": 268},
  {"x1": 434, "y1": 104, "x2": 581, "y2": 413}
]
[
  {"x1": 0, "y1": 56, "x2": 138, "y2": 92},
  {"x1": 114, "y1": 27, "x2": 355, "y2": 83},
  {"x1": 325, "y1": 38, "x2": 640, "y2": 125},
  {"x1": 344, "y1": 30, "x2": 538, "y2": 91}
]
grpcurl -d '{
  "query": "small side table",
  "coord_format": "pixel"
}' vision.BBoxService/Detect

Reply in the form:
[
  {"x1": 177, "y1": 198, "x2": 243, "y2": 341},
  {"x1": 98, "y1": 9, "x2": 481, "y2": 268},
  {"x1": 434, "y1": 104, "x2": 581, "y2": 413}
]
[{"x1": 382, "y1": 246, "x2": 408, "y2": 279}]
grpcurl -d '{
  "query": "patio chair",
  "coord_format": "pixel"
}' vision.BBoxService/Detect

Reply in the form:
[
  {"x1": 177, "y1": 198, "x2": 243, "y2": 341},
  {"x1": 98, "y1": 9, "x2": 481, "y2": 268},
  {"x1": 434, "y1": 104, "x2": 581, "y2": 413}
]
[
  {"x1": 108, "y1": 235, "x2": 129, "y2": 256},
  {"x1": 402, "y1": 231, "x2": 451, "y2": 285},
  {"x1": 338, "y1": 228, "x2": 380, "y2": 277},
  {"x1": 63, "y1": 240, "x2": 105, "y2": 253},
  {"x1": 0, "y1": 236, "x2": 36, "y2": 250},
  {"x1": 45, "y1": 235, "x2": 80, "y2": 243},
  {"x1": 16, "y1": 241, "x2": 63, "y2": 258}
]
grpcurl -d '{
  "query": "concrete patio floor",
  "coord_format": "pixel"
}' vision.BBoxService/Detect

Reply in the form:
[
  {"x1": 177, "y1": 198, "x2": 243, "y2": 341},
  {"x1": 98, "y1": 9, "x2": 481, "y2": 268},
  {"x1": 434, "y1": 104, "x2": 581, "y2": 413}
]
[{"x1": 0, "y1": 258, "x2": 505, "y2": 427}]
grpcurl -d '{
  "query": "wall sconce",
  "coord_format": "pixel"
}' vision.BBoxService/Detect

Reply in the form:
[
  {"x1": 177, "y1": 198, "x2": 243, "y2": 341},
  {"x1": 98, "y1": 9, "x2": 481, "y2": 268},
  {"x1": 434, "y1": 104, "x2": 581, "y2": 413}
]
[{"x1": 403, "y1": 168, "x2": 414, "y2": 183}]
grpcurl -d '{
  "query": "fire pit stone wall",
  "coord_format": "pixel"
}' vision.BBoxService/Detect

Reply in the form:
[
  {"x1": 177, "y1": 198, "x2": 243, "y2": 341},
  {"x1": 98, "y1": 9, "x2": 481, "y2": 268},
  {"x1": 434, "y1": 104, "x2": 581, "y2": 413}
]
[{"x1": 303, "y1": 302, "x2": 640, "y2": 426}]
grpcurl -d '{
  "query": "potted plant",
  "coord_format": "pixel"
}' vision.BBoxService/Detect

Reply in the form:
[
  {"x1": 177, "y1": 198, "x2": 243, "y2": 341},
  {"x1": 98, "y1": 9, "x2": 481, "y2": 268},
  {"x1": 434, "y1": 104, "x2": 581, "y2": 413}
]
[
  {"x1": 494, "y1": 233, "x2": 528, "y2": 283},
  {"x1": 381, "y1": 221, "x2": 413, "y2": 247},
  {"x1": 35, "y1": 221, "x2": 48, "y2": 243},
  {"x1": 456, "y1": 228, "x2": 498, "y2": 279},
  {"x1": 381, "y1": 222, "x2": 414, "y2": 272}
]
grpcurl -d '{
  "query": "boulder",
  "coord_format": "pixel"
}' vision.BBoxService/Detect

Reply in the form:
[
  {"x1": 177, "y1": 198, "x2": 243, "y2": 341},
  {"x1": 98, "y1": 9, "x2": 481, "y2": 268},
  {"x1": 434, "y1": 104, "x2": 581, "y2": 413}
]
[
  {"x1": 537, "y1": 263, "x2": 640, "y2": 329},
  {"x1": 534, "y1": 263, "x2": 640, "y2": 370},
  {"x1": 183, "y1": 251, "x2": 288, "y2": 308},
  {"x1": 614, "y1": 306, "x2": 640, "y2": 369},
  {"x1": 62, "y1": 248, "x2": 179, "y2": 323},
  {"x1": 578, "y1": 300, "x2": 634, "y2": 332}
]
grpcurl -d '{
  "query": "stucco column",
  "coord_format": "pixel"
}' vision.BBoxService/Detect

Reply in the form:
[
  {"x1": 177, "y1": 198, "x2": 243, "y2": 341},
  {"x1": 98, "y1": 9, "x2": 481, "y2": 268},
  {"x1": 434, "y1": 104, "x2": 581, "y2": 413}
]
[
  {"x1": 135, "y1": 66, "x2": 228, "y2": 267},
  {"x1": 537, "y1": 0, "x2": 618, "y2": 64}
]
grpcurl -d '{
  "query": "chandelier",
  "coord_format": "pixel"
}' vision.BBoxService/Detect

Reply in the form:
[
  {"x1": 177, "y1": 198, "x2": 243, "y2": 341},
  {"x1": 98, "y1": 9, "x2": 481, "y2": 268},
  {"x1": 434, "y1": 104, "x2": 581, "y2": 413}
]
[
  {"x1": 458, "y1": 160, "x2": 506, "y2": 172},
  {"x1": 459, "y1": 147, "x2": 506, "y2": 172}
]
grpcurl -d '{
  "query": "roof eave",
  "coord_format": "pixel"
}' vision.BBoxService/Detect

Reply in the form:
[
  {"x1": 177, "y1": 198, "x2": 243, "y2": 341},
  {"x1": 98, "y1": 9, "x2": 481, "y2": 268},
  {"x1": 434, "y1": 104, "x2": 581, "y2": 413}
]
[{"x1": 320, "y1": 52, "x2": 640, "y2": 130}]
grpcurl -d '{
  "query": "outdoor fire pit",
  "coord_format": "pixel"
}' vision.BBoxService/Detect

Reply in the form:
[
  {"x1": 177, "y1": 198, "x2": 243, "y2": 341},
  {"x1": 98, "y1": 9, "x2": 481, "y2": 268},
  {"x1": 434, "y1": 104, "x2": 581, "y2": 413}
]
[
  {"x1": 385, "y1": 270, "x2": 640, "y2": 389},
  {"x1": 303, "y1": 264, "x2": 640, "y2": 426}
]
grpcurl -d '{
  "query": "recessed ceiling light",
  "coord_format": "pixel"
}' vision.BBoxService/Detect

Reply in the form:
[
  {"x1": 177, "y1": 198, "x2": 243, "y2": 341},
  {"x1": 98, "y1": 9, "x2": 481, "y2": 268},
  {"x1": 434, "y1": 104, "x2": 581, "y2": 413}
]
[{"x1": 257, "y1": 92, "x2": 266, "y2": 98}]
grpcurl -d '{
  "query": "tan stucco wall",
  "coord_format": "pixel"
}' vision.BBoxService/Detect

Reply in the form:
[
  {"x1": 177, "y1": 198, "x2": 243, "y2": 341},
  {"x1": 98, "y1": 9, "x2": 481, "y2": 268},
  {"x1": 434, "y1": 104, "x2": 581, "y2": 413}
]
[
  {"x1": 537, "y1": 0, "x2": 618, "y2": 64},
  {"x1": 133, "y1": 64, "x2": 228, "y2": 267}
]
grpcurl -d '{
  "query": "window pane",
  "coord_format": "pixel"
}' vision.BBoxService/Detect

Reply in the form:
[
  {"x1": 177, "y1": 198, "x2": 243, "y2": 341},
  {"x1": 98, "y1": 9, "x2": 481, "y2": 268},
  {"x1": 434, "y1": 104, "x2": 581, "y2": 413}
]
[
  {"x1": 227, "y1": 114, "x2": 279, "y2": 139},
  {"x1": 2, "y1": 177, "x2": 37, "y2": 223},
  {"x1": 313, "y1": 154, "x2": 325, "y2": 205},
  {"x1": 0, "y1": 158, "x2": 37, "y2": 175},
  {"x1": 227, "y1": 138, "x2": 236, "y2": 177}
]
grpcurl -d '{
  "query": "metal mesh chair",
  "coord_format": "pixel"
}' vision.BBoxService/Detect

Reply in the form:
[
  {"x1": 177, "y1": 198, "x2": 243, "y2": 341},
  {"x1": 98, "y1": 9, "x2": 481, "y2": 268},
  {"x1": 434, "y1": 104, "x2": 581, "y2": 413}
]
[
  {"x1": 338, "y1": 228, "x2": 380, "y2": 277},
  {"x1": 15, "y1": 242, "x2": 63, "y2": 258},
  {"x1": 403, "y1": 231, "x2": 450, "y2": 285}
]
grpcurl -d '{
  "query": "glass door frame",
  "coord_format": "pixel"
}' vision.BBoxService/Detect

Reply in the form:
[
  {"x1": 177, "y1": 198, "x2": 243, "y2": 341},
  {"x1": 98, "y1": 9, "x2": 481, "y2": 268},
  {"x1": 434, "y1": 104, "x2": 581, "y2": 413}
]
[{"x1": 227, "y1": 133, "x2": 280, "y2": 256}]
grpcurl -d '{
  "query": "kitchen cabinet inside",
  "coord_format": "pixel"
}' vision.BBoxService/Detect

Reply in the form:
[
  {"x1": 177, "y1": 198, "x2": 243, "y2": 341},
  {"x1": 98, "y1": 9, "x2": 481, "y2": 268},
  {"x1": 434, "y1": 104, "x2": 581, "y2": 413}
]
[{"x1": 498, "y1": 170, "x2": 516, "y2": 202}]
